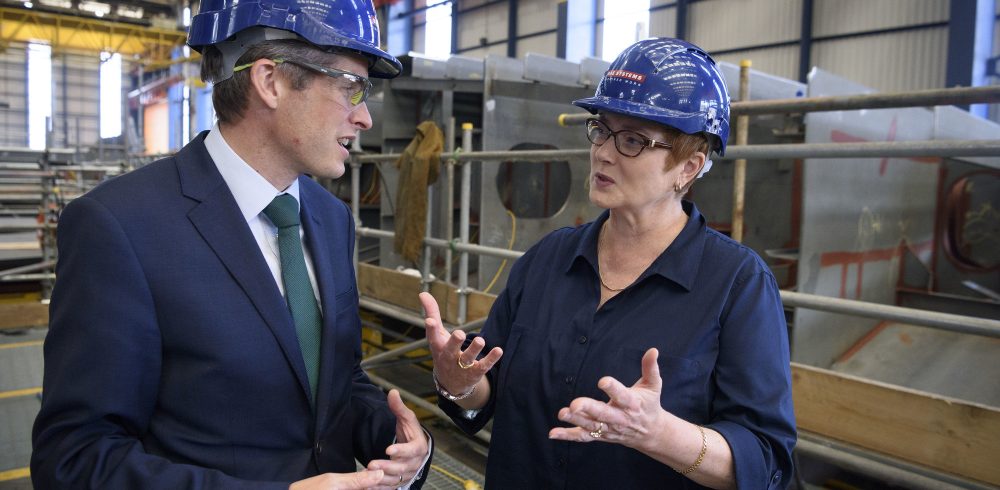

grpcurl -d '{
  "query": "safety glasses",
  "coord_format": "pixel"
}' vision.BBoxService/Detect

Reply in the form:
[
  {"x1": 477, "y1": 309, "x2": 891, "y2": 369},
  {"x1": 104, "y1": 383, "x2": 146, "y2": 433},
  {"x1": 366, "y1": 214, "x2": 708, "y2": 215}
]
[
  {"x1": 586, "y1": 118, "x2": 672, "y2": 157},
  {"x1": 233, "y1": 58, "x2": 373, "y2": 106}
]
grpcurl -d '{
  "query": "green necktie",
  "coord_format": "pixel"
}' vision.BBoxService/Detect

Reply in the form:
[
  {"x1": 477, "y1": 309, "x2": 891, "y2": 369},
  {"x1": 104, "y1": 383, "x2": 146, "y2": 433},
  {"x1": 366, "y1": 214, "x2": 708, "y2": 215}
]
[{"x1": 264, "y1": 194, "x2": 321, "y2": 404}]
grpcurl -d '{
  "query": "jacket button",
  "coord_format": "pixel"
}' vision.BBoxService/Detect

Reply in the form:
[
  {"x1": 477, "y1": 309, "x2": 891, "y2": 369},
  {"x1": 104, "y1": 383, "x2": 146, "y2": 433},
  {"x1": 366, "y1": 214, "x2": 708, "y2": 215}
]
[
  {"x1": 564, "y1": 376, "x2": 574, "y2": 384},
  {"x1": 314, "y1": 441, "x2": 324, "y2": 454},
  {"x1": 578, "y1": 336, "x2": 588, "y2": 344}
]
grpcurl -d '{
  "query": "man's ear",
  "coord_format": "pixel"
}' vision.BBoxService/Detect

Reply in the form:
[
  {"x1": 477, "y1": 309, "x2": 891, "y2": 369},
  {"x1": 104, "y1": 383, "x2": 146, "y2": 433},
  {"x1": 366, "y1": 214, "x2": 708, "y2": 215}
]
[{"x1": 247, "y1": 59, "x2": 282, "y2": 110}]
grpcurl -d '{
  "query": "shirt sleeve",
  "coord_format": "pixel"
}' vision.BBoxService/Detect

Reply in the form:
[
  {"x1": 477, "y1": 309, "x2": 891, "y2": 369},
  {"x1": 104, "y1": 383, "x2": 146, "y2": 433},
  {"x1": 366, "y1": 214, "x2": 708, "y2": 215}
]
[
  {"x1": 708, "y1": 270, "x2": 797, "y2": 490},
  {"x1": 398, "y1": 429, "x2": 432, "y2": 489},
  {"x1": 436, "y1": 241, "x2": 538, "y2": 433}
]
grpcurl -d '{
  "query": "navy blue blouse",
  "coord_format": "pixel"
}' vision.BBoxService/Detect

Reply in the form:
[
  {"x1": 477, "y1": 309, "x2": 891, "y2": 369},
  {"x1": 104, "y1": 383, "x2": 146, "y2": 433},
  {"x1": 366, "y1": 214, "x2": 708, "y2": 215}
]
[{"x1": 440, "y1": 201, "x2": 796, "y2": 489}]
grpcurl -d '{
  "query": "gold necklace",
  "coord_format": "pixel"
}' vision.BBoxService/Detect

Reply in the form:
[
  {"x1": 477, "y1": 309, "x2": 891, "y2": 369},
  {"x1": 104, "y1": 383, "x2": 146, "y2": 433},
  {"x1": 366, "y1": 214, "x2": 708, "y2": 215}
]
[
  {"x1": 598, "y1": 271, "x2": 629, "y2": 292},
  {"x1": 598, "y1": 221, "x2": 631, "y2": 292}
]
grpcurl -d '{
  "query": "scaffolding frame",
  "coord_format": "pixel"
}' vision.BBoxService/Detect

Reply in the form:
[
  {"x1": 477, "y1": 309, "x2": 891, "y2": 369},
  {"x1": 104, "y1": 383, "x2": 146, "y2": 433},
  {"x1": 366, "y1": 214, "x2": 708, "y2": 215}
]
[{"x1": 349, "y1": 85, "x2": 1000, "y2": 489}]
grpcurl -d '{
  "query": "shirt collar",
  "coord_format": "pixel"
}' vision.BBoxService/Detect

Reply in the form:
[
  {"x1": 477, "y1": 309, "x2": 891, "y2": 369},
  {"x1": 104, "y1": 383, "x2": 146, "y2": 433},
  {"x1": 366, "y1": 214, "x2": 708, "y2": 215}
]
[
  {"x1": 204, "y1": 124, "x2": 300, "y2": 221},
  {"x1": 565, "y1": 201, "x2": 707, "y2": 292}
]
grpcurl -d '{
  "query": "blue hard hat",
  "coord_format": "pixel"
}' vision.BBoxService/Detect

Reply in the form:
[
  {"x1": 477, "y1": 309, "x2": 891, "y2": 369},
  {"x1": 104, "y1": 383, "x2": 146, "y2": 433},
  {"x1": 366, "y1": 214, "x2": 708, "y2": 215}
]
[
  {"x1": 188, "y1": 0, "x2": 402, "y2": 79},
  {"x1": 574, "y1": 38, "x2": 730, "y2": 156}
]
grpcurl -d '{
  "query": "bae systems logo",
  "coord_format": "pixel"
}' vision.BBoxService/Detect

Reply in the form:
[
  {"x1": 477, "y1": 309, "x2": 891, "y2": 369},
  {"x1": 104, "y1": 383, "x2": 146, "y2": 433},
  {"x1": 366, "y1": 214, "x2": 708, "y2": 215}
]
[{"x1": 606, "y1": 69, "x2": 646, "y2": 83}]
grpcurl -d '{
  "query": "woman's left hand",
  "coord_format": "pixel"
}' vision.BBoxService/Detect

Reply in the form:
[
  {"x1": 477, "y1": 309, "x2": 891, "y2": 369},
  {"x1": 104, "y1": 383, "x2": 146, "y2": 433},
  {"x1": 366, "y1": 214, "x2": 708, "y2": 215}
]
[{"x1": 548, "y1": 347, "x2": 667, "y2": 452}]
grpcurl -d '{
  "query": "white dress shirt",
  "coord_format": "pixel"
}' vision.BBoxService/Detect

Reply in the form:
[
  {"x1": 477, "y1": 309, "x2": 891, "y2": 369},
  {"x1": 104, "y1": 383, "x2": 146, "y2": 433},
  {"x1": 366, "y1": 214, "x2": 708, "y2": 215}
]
[{"x1": 203, "y1": 125, "x2": 320, "y2": 303}]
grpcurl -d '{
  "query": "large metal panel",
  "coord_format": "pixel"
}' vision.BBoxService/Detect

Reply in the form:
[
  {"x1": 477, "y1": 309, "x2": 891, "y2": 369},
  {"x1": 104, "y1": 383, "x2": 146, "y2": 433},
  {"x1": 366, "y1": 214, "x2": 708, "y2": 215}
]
[
  {"x1": 409, "y1": 54, "x2": 448, "y2": 79},
  {"x1": 930, "y1": 106, "x2": 1000, "y2": 298},
  {"x1": 830, "y1": 322, "x2": 1000, "y2": 407},
  {"x1": 578, "y1": 57, "x2": 609, "y2": 88},
  {"x1": 717, "y1": 61, "x2": 807, "y2": 101},
  {"x1": 485, "y1": 55, "x2": 524, "y2": 83},
  {"x1": 446, "y1": 56, "x2": 484, "y2": 80},
  {"x1": 523, "y1": 53, "x2": 582, "y2": 87},
  {"x1": 477, "y1": 81, "x2": 597, "y2": 290},
  {"x1": 795, "y1": 69, "x2": 940, "y2": 368}
]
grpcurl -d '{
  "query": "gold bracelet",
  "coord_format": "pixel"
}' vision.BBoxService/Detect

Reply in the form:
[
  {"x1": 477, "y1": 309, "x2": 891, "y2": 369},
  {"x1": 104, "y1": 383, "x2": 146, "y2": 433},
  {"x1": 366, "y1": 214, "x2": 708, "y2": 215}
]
[{"x1": 680, "y1": 425, "x2": 708, "y2": 475}]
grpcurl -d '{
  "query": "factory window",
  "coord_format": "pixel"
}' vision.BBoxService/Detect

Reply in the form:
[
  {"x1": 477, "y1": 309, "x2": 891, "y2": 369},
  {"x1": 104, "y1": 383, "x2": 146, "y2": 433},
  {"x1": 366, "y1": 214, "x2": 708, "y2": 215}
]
[
  {"x1": 424, "y1": 0, "x2": 452, "y2": 58},
  {"x1": 602, "y1": 0, "x2": 649, "y2": 61},
  {"x1": 100, "y1": 51, "x2": 122, "y2": 139},
  {"x1": 27, "y1": 43, "x2": 52, "y2": 150},
  {"x1": 495, "y1": 143, "x2": 571, "y2": 219}
]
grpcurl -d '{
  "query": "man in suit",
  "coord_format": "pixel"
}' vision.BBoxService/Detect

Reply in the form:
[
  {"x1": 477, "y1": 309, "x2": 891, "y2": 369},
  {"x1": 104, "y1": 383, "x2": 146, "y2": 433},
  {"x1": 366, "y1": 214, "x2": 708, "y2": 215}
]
[{"x1": 30, "y1": 1, "x2": 431, "y2": 488}]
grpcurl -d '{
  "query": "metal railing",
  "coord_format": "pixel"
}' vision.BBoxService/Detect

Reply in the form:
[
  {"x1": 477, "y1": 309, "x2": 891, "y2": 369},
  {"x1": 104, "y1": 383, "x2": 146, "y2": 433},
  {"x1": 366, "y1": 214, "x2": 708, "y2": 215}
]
[
  {"x1": 556, "y1": 85, "x2": 1000, "y2": 125},
  {"x1": 349, "y1": 83, "x2": 1000, "y2": 395}
]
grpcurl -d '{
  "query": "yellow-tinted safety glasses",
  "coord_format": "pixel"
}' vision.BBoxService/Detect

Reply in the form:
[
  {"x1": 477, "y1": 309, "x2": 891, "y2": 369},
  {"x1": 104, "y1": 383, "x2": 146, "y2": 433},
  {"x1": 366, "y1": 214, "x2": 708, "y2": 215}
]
[{"x1": 233, "y1": 58, "x2": 373, "y2": 106}]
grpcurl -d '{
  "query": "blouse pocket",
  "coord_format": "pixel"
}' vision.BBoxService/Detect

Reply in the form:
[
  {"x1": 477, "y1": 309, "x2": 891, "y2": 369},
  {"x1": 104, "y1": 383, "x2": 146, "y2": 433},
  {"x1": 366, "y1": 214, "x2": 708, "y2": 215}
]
[{"x1": 614, "y1": 346, "x2": 706, "y2": 416}]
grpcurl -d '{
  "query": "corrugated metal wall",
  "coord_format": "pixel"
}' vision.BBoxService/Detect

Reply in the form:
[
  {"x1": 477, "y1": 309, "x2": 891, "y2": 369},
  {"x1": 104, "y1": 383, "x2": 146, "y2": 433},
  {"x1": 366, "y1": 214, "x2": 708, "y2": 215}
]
[
  {"x1": 51, "y1": 52, "x2": 100, "y2": 150},
  {"x1": 437, "y1": 0, "x2": 963, "y2": 95},
  {"x1": 0, "y1": 46, "x2": 28, "y2": 147},
  {"x1": 0, "y1": 43, "x2": 100, "y2": 149},
  {"x1": 812, "y1": 27, "x2": 948, "y2": 92},
  {"x1": 811, "y1": 0, "x2": 949, "y2": 92},
  {"x1": 455, "y1": 1, "x2": 509, "y2": 58},
  {"x1": 812, "y1": 0, "x2": 947, "y2": 35},
  {"x1": 689, "y1": 0, "x2": 802, "y2": 52}
]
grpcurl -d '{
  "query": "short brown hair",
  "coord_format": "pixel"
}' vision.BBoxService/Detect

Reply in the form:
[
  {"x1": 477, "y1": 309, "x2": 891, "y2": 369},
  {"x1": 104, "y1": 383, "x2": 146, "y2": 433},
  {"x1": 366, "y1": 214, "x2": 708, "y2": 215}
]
[
  {"x1": 662, "y1": 128, "x2": 711, "y2": 193},
  {"x1": 200, "y1": 39, "x2": 339, "y2": 124}
]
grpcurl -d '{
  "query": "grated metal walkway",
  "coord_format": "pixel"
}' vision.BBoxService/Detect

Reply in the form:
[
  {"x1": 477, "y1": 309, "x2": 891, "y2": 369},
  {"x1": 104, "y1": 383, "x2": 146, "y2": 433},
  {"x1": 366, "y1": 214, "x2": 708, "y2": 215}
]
[{"x1": 0, "y1": 328, "x2": 45, "y2": 490}]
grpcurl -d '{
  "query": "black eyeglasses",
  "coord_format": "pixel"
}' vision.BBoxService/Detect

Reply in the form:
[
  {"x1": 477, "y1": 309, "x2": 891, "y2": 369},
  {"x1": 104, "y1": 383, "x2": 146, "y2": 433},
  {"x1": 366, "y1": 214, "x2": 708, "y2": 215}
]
[
  {"x1": 233, "y1": 58, "x2": 373, "y2": 106},
  {"x1": 586, "y1": 118, "x2": 672, "y2": 157}
]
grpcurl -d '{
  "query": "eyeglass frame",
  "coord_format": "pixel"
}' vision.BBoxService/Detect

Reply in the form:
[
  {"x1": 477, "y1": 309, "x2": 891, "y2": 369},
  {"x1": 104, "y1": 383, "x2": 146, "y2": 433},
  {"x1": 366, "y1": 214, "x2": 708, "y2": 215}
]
[
  {"x1": 585, "y1": 118, "x2": 673, "y2": 157},
  {"x1": 232, "y1": 58, "x2": 373, "y2": 106}
]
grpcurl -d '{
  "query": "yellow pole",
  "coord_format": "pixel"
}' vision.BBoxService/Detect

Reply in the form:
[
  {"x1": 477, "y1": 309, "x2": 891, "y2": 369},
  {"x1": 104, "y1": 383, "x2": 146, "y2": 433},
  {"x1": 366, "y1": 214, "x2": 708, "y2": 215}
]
[{"x1": 731, "y1": 60, "x2": 751, "y2": 243}]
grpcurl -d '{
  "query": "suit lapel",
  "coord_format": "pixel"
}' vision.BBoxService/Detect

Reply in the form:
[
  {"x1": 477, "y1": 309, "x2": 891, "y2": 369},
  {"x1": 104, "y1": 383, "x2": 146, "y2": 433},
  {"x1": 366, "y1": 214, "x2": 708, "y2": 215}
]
[
  {"x1": 178, "y1": 135, "x2": 313, "y2": 402},
  {"x1": 299, "y1": 181, "x2": 340, "y2": 424}
]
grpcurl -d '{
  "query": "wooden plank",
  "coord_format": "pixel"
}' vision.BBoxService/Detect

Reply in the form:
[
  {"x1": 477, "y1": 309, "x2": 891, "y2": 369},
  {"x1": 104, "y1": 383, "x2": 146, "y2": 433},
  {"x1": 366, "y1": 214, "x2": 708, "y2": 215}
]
[
  {"x1": 357, "y1": 263, "x2": 424, "y2": 312},
  {"x1": 0, "y1": 302, "x2": 48, "y2": 330},
  {"x1": 792, "y1": 362, "x2": 1000, "y2": 485},
  {"x1": 356, "y1": 263, "x2": 496, "y2": 325}
]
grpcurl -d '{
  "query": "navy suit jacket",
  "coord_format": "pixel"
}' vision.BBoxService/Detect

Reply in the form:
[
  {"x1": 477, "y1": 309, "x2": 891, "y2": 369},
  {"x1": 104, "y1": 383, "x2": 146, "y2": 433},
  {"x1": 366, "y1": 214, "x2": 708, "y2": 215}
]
[{"x1": 31, "y1": 132, "x2": 423, "y2": 489}]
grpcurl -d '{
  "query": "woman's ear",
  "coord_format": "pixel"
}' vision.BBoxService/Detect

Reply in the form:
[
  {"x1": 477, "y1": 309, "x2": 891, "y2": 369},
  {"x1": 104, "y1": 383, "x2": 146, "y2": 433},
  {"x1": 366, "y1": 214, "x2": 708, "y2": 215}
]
[{"x1": 680, "y1": 151, "x2": 707, "y2": 186}]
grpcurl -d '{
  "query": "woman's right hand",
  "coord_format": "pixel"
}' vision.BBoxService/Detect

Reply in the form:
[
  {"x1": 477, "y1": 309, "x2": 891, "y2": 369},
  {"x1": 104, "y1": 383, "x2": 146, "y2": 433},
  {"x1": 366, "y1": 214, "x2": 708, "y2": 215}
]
[{"x1": 419, "y1": 292, "x2": 503, "y2": 398}]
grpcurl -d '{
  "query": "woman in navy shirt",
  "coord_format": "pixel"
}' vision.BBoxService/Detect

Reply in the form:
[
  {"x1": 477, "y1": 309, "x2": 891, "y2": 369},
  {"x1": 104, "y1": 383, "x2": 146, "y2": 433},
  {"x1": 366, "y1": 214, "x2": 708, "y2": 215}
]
[{"x1": 421, "y1": 38, "x2": 796, "y2": 489}]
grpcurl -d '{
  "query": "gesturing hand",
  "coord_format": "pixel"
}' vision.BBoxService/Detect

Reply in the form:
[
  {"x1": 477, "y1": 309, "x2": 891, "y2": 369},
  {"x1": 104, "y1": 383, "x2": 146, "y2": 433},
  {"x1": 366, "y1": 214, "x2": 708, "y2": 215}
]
[
  {"x1": 418, "y1": 292, "x2": 502, "y2": 398},
  {"x1": 288, "y1": 469, "x2": 384, "y2": 490},
  {"x1": 548, "y1": 348, "x2": 667, "y2": 452},
  {"x1": 366, "y1": 389, "x2": 430, "y2": 489}
]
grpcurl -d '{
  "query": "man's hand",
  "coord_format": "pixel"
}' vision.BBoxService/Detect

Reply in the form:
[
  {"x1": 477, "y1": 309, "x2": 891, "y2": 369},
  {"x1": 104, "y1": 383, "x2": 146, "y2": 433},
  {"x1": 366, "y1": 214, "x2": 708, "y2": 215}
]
[
  {"x1": 366, "y1": 389, "x2": 430, "y2": 489},
  {"x1": 289, "y1": 469, "x2": 384, "y2": 490}
]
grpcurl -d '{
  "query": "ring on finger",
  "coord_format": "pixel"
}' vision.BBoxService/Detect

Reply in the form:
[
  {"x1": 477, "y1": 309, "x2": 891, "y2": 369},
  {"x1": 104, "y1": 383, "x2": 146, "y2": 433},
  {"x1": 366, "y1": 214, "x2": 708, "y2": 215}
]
[
  {"x1": 398, "y1": 473, "x2": 404, "y2": 485},
  {"x1": 589, "y1": 422, "x2": 605, "y2": 439},
  {"x1": 457, "y1": 357, "x2": 475, "y2": 369}
]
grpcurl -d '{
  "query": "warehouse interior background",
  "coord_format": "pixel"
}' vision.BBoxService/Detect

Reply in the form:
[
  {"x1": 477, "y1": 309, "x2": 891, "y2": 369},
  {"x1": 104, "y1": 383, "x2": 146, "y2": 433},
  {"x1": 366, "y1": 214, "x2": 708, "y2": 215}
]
[{"x1": 1, "y1": 0, "x2": 999, "y2": 488}]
